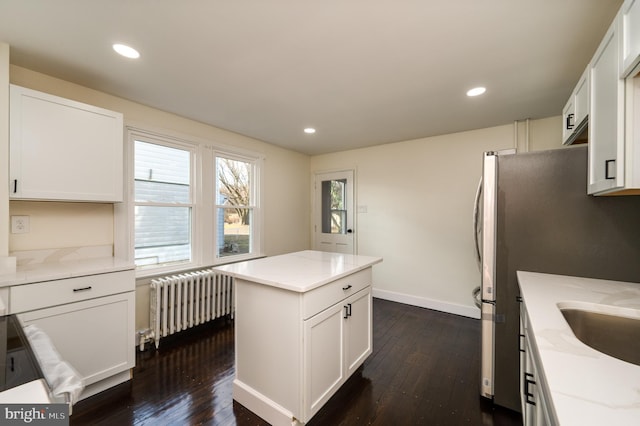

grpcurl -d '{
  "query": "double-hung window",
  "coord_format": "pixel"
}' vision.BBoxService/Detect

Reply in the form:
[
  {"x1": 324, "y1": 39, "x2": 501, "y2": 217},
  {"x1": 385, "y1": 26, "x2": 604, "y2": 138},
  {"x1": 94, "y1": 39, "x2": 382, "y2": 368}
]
[
  {"x1": 133, "y1": 136, "x2": 195, "y2": 270},
  {"x1": 128, "y1": 127, "x2": 263, "y2": 275},
  {"x1": 215, "y1": 153, "x2": 259, "y2": 259}
]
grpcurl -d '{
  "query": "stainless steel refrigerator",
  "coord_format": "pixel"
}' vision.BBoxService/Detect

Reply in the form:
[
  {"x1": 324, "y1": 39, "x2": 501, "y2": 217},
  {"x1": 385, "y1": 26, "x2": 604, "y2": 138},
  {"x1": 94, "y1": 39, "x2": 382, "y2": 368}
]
[{"x1": 473, "y1": 146, "x2": 640, "y2": 412}]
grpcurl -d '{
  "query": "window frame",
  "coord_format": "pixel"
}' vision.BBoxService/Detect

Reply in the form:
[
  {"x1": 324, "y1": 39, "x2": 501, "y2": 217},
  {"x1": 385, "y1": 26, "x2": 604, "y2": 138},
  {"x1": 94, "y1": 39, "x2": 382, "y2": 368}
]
[
  {"x1": 121, "y1": 126, "x2": 264, "y2": 279},
  {"x1": 213, "y1": 150, "x2": 262, "y2": 262},
  {"x1": 130, "y1": 130, "x2": 200, "y2": 276}
]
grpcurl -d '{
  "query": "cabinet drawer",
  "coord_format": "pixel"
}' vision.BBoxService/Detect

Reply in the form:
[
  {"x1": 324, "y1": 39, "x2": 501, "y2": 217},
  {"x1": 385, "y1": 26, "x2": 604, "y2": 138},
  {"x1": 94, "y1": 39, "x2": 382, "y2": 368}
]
[
  {"x1": 302, "y1": 268, "x2": 371, "y2": 319},
  {"x1": 10, "y1": 270, "x2": 134, "y2": 313}
]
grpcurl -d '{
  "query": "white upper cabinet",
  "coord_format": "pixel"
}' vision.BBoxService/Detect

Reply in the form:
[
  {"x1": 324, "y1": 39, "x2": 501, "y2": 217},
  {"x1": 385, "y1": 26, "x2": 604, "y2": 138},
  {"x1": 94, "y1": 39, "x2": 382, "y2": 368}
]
[
  {"x1": 562, "y1": 66, "x2": 589, "y2": 145},
  {"x1": 620, "y1": 0, "x2": 640, "y2": 77},
  {"x1": 588, "y1": 13, "x2": 627, "y2": 195},
  {"x1": 9, "y1": 84, "x2": 124, "y2": 202},
  {"x1": 587, "y1": 5, "x2": 640, "y2": 196}
]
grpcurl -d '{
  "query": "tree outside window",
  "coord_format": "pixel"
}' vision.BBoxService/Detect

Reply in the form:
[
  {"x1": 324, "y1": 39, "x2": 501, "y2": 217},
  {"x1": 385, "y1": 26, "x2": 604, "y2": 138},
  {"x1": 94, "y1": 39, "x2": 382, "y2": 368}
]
[{"x1": 216, "y1": 156, "x2": 254, "y2": 257}]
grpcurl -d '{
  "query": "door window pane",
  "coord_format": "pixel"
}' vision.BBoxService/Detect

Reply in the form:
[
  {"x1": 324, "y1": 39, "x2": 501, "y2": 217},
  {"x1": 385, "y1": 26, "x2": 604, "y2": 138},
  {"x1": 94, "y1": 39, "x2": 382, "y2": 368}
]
[{"x1": 321, "y1": 179, "x2": 347, "y2": 234}]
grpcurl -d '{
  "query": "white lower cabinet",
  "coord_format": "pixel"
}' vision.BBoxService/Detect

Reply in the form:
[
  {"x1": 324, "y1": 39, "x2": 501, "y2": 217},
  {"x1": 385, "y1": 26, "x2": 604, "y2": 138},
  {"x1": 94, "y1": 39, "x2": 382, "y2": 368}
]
[
  {"x1": 304, "y1": 287, "x2": 371, "y2": 420},
  {"x1": 344, "y1": 288, "x2": 372, "y2": 375},
  {"x1": 9, "y1": 270, "x2": 135, "y2": 400},
  {"x1": 233, "y1": 267, "x2": 374, "y2": 426},
  {"x1": 304, "y1": 299, "x2": 345, "y2": 418},
  {"x1": 520, "y1": 303, "x2": 553, "y2": 426}
]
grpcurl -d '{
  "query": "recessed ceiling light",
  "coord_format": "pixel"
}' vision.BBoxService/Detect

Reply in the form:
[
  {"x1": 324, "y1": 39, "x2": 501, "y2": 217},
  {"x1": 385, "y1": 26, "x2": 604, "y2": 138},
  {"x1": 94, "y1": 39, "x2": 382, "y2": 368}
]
[
  {"x1": 304, "y1": 128, "x2": 316, "y2": 134},
  {"x1": 467, "y1": 87, "x2": 486, "y2": 97},
  {"x1": 113, "y1": 43, "x2": 140, "y2": 59}
]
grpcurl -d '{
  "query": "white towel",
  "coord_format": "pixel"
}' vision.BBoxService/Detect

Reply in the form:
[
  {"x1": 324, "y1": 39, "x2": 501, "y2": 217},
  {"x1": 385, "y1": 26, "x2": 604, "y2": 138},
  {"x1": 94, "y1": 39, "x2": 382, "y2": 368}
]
[{"x1": 22, "y1": 324, "x2": 85, "y2": 406}]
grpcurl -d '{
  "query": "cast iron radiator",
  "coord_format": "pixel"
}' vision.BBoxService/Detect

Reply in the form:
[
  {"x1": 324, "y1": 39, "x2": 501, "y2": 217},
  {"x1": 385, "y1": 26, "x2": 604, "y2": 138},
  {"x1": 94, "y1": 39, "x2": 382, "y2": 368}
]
[{"x1": 149, "y1": 269, "x2": 234, "y2": 349}]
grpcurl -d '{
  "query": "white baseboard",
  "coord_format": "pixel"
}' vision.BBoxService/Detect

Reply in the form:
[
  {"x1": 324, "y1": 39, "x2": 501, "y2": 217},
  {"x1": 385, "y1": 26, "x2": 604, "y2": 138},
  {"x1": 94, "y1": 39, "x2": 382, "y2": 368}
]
[
  {"x1": 372, "y1": 288, "x2": 481, "y2": 319},
  {"x1": 233, "y1": 379, "x2": 300, "y2": 426},
  {"x1": 79, "y1": 370, "x2": 132, "y2": 402}
]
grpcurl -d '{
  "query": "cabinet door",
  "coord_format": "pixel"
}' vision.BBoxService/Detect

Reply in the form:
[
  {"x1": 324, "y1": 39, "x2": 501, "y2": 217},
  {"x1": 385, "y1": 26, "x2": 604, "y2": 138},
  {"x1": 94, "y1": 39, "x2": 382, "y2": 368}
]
[
  {"x1": 18, "y1": 292, "x2": 135, "y2": 388},
  {"x1": 574, "y1": 67, "x2": 590, "y2": 128},
  {"x1": 5, "y1": 349, "x2": 38, "y2": 389},
  {"x1": 621, "y1": 0, "x2": 640, "y2": 77},
  {"x1": 344, "y1": 288, "x2": 372, "y2": 376},
  {"x1": 9, "y1": 85, "x2": 123, "y2": 202},
  {"x1": 303, "y1": 302, "x2": 345, "y2": 422},
  {"x1": 589, "y1": 16, "x2": 625, "y2": 194}
]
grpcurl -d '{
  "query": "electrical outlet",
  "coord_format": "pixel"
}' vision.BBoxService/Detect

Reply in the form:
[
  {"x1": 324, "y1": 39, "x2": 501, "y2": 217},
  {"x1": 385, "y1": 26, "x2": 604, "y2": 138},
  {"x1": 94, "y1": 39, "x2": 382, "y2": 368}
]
[{"x1": 11, "y1": 216, "x2": 30, "y2": 234}]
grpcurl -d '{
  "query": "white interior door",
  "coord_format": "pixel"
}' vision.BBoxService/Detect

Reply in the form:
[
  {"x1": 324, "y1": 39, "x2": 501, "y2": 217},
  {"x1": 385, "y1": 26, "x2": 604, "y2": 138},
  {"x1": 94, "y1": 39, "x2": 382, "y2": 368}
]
[{"x1": 313, "y1": 170, "x2": 355, "y2": 254}]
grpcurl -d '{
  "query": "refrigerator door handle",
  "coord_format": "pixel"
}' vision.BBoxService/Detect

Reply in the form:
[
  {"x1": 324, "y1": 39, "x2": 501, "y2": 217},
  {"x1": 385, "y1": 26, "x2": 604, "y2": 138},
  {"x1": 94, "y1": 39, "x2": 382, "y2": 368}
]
[{"x1": 473, "y1": 177, "x2": 483, "y2": 269}]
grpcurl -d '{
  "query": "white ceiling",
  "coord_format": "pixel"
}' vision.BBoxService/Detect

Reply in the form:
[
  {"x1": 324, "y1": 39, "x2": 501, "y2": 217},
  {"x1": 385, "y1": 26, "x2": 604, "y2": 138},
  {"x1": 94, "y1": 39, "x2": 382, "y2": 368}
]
[{"x1": 0, "y1": 0, "x2": 623, "y2": 155}]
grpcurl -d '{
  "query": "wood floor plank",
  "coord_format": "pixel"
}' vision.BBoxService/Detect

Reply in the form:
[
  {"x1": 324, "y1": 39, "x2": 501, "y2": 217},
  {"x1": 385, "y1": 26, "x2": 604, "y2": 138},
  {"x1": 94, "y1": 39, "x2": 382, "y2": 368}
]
[{"x1": 71, "y1": 299, "x2": 522, "y2": 425}]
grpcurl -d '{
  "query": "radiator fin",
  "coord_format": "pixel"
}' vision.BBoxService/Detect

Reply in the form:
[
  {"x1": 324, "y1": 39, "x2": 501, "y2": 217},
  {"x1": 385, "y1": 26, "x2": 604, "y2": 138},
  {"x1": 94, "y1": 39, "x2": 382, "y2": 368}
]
[{"x1": 149, "y1": 269, "x2": 234, "y2": 349}]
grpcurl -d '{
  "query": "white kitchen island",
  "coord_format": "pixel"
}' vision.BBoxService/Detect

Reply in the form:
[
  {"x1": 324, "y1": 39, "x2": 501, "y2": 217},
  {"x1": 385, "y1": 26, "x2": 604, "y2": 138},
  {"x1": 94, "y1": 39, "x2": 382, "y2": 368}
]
[{"x1": 215, "y1": 250, "x2": 382, "y2": 426}]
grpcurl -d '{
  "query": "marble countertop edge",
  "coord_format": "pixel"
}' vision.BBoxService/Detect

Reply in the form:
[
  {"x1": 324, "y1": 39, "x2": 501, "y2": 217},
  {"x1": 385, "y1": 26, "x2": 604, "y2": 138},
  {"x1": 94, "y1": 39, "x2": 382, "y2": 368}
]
[{"x1": 517, "y1": 271, "x2": 640, "y2": 425}]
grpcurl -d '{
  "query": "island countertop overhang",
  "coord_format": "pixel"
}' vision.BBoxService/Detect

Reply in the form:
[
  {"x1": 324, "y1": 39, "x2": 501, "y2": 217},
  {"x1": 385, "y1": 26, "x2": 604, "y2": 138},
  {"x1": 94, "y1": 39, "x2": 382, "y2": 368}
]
[{"x1": 214, "y1": 250, "x2": 382, "y2": 293}]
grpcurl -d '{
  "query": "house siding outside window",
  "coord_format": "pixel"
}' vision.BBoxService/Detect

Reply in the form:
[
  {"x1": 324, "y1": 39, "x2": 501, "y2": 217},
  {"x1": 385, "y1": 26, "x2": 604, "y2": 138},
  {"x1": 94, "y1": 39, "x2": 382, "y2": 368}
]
[{"x1": 129, "y1": 128, "x2": 263, "y2": 277}]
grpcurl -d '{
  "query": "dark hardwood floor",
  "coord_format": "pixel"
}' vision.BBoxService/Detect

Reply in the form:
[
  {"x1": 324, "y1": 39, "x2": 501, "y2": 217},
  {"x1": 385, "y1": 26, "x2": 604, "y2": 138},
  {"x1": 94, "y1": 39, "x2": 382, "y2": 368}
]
[{"x1": 70, "y1": 299, "x2": 522, "y2": 425}]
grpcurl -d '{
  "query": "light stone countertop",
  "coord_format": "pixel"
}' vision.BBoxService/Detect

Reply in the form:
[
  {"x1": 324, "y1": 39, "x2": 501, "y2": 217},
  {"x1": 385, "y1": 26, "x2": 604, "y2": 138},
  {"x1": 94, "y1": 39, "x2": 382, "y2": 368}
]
[
  {"x1": 517, "y1": 271, "x2": 640, "y2": 426},
  {"x1": 215, "y1": 250, "x2": 382, "y2": 292},
  {"x1": 0, "y1": 256, "x2": 134, "y2": 288},
  {"x1": 0, "y1": 379, "x2": 52, "y2": 404}
]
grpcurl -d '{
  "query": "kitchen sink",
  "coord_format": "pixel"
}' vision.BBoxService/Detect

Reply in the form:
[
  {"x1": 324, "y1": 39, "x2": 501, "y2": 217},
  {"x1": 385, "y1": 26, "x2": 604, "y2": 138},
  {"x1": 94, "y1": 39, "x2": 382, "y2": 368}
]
[{"x1": 560, "y1": 305, "x2": 640, "y2": 366}]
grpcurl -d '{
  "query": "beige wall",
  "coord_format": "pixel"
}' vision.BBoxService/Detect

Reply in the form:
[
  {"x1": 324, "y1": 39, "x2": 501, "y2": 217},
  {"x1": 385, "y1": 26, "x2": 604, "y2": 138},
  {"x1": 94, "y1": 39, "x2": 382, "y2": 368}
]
[
  {"x1": 310, "y1": 117, "x2": 564, "y2": 318},
  {"x1": 9, "y1": 202, "x2": 114, "y2": 251},
  {"x1": 5, "y1": 66, "x2": 311, "y2": 330}
]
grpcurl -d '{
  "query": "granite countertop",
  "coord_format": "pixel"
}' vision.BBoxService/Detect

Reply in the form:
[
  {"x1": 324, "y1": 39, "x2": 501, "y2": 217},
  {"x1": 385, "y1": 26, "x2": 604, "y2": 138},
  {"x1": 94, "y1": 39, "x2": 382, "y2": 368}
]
[
  {"x1": 215, "y1": 250, "x2": 383, "y2": 292},
  {"x1": 517, "y1": 271, "x2": 640, "y2": 425}
]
